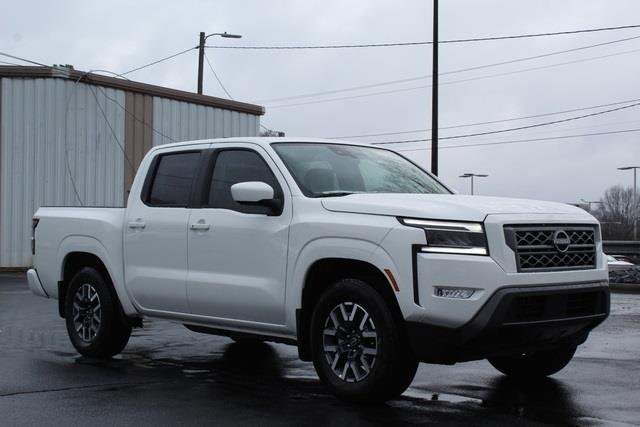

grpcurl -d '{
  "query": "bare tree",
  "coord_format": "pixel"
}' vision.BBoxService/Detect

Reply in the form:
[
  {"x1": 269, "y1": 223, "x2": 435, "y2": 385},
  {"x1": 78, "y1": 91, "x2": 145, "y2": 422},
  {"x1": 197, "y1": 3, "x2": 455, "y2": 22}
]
[{"x1": 593, "y1": 185, "x2": 640, "y2": 240}]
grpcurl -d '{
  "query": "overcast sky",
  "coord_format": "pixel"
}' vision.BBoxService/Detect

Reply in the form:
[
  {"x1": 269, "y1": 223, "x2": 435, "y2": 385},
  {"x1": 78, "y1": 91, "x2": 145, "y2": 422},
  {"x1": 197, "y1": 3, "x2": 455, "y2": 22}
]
[{"x1": 2, "y1": 0, "x2": 640, "y2": 202}]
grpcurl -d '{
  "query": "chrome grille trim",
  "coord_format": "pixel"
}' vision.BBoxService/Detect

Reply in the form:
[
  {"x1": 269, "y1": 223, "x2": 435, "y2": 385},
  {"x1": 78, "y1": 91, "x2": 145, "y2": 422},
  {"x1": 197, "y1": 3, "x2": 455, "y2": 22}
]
[{"x1": 504, "y1": 225, "x2": 597, "y2": 272}]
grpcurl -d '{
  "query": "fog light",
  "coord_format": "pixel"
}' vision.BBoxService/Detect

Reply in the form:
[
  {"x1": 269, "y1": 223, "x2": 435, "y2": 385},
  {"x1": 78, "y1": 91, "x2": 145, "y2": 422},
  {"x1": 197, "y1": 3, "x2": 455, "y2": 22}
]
[{"x1": 434, "y1": 287, "x2": 475, "y2": 299}]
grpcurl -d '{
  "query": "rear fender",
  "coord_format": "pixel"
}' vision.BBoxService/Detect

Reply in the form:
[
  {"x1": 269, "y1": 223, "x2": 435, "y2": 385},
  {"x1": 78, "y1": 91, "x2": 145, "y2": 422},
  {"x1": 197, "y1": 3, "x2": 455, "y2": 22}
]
[{"x1": 57, "y1": 235, "x2": 137, "y2": 316}]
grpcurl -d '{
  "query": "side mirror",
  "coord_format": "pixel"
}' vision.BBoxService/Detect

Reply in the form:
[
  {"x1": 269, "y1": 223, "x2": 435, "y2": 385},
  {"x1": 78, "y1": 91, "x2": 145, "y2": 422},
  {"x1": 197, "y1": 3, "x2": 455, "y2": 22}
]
[
  {"x1": 231, "y1": 181, "x2": 274, "y2": 203},
  {"x1": 230, "y1": 181, "x2": 282, "y2": 215}
]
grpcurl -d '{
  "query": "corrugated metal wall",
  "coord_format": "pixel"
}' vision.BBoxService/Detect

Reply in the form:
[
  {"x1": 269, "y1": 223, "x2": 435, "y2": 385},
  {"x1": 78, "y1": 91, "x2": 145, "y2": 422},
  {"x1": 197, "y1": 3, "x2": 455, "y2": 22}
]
[
  {"x1": 0, "y1": 78, "x2": 261, "y2": 268},
  {"x1": 0, "y1": 78, "x2": 125, "y2": 267},
  {"x1": 152, "y1": 97, "x2": 260, "y2": 146}
]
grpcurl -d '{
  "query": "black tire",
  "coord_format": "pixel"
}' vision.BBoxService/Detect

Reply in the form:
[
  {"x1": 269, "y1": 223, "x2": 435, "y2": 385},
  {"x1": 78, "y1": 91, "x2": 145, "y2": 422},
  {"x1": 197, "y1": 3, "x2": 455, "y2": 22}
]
[
  {"x1": 488, "y1": 344, "x2": 577, "y2": 379},
  {"x1": 310, "y1": 278, "x2": 418, "y2": 402},
  {"x1": 64, "y1": 267, "x2": 131, "y2": 358}
]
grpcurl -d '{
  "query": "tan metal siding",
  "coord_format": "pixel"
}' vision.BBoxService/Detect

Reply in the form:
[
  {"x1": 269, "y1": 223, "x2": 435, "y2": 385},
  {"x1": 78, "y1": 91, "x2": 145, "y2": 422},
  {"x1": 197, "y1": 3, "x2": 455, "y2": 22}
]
[
  {"x1": 0, "y1": 78, "x2": 125, "y2": 267},
  {"x1": 124, "y1": 92, "x2": 153, "y2": 202}
]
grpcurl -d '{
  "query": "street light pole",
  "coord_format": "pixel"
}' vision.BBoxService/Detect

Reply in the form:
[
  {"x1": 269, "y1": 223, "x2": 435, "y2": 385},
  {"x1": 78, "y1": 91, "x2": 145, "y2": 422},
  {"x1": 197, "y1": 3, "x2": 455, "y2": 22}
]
[
  {"x1": 618, "y1": 166, "x2": 639, "y2": 240},
  {"x1": 431, "y1": 0, "x2": 439, "y2": 176},
  {"x1": 459, "y1": 173, "x2": 488, "y2": 195},
  {"x1": 197, "y1": 31, "x2": 242, "y2": 95}
]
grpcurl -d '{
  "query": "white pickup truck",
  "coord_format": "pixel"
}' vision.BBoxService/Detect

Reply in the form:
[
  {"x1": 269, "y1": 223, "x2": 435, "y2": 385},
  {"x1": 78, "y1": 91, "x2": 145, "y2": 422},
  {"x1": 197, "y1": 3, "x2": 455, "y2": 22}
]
[{"x1": 28, "y1": 137, "x2": 610, "y2": 402}]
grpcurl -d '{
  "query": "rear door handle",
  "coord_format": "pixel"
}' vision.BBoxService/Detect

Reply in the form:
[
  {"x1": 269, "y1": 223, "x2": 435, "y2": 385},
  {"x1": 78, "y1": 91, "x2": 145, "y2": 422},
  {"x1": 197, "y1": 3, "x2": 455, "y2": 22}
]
[
  {"x1": 128, "y1": 219, "x2": 146, "y2": 229},
  {"x1": 190, "y1": 222, "x2": 210, "y2": 231}
]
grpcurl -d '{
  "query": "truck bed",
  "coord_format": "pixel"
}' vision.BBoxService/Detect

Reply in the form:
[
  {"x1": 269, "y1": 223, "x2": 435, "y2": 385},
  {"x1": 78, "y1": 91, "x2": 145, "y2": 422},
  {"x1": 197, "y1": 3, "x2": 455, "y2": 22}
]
[{"x1": 33, "y1": 207, "x2": 126, "y2": 300}]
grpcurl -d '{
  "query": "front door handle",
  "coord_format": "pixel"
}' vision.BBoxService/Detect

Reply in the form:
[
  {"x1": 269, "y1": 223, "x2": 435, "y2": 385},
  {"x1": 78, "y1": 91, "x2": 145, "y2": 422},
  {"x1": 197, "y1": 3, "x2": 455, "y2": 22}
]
[
  {"x1": 128, "y1": 219, "x2": 146, "y2": 229},
  {"x1": 190, "y1": 222, "x2": 210, "y2": 231}
]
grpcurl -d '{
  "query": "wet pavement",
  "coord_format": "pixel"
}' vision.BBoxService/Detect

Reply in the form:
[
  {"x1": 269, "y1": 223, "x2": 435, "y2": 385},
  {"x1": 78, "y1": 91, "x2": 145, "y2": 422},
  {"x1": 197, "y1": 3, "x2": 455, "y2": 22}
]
[{"x1": 1, "y1": 272, "x2": 639, "y2": 426}]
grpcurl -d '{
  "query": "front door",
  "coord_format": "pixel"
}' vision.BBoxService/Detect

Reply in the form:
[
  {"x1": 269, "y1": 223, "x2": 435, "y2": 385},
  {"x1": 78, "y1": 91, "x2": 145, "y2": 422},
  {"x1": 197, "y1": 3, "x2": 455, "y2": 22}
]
[{"x1": 187, "y1": 146, "x2": 292, "y2": 325}]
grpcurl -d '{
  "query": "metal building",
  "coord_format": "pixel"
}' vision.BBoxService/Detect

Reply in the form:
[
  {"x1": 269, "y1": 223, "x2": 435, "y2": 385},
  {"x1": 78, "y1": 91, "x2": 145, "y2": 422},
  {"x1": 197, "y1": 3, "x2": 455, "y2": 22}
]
[{"x1": 0, "y1": 66, "x2": 264, "y2": 268}]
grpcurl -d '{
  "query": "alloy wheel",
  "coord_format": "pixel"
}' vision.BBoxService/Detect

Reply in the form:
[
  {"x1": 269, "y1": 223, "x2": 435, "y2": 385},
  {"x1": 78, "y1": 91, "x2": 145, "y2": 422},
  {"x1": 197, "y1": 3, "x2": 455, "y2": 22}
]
[
  {"x1": 323, "y1": 302, "x2": 378, "y2": 383},
  {"x1": 72, "y1": 283, "x2": 102, "y2": 343}
]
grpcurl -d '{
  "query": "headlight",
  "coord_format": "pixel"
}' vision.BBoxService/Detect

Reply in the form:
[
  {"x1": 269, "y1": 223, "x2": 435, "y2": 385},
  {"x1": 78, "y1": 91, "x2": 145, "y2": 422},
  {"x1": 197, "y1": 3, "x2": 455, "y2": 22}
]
[{"x1": 399, "y1": 218, "x2": 488, "y2": 255}]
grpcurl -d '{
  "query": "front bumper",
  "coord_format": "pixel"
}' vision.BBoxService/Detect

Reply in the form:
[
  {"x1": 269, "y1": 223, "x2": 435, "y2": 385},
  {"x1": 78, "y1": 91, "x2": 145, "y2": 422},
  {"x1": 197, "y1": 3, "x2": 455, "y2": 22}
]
[
  {"x1": 406, "y1": 281, "x2": 609, "y2": 364},
  {"x1": 27, "y1": 268, "x2": 49, "y2": 298}
]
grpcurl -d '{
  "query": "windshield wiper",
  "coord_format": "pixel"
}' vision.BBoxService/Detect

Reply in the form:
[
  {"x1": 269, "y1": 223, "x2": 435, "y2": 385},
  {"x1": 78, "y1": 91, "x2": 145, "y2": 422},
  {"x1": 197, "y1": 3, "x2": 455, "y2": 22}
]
[{"x1": 315, "y1": 191, "x2": 359, "y2": 198}]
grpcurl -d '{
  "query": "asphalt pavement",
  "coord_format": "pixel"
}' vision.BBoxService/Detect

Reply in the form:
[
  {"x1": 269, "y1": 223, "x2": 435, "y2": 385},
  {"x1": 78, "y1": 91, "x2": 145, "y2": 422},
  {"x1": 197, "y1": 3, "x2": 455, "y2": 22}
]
[{"x1": 1, "y1": 272, "x2": 639, "y2": 426}]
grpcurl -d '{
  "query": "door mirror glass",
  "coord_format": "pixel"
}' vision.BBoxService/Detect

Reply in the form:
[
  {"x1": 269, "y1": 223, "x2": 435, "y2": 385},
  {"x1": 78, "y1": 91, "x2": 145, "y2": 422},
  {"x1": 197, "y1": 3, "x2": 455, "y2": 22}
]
[{"x1": 231, "y1": 181, "x2": 275, "y2": 204}]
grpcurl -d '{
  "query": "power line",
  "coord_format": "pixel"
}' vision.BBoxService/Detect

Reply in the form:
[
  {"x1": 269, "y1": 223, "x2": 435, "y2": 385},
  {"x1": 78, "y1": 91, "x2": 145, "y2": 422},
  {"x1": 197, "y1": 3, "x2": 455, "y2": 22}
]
[
  {"x1": 371, "y1": 101, "x2": 640, "y2": 145},
  {"x1": 200, "y1": 52, "x2": 278, "y2": 134},
  {"x1": 328, "y1": 96, "x2": 640, "y2": 139},
  {"x1": 86, "y1": 84, "x2": 135, "y2": 171},
  {"x1": 94, "y1": 85, "x2": 176, "y2": 143},
  {"x1": 0, "y1": 51, "x2": 48, "y2": 66},
  {"x1": 203, "y1": 52, "x2": 233, "y2": 99},
  {"x1": 207, "y1": 41, "x2": 432, "y2": 50},
  {"x1": 440, "y1": 24, "x2": 640, "y2": 44},
  {"x1": 120, "y1": 46, "x2": 197, "y2": 76},
  {"x1": 332, "y1": 97, "x2": 640, "y2": 138},
  {"x1": 205, "y1": 23, "x2": 640, "y2": 50},
  {"x1": 256, "y1": 34, "x2": 640, "y2": 103},
  {"x1": 266, "y1": 47, "x2": 640, "y2": 109},
  {"x1": 391, "y1": 128, "x2": 640, "y2": 153},
  {"x1": 257, "y1": 75, "x2": 429, "y2": 104}
]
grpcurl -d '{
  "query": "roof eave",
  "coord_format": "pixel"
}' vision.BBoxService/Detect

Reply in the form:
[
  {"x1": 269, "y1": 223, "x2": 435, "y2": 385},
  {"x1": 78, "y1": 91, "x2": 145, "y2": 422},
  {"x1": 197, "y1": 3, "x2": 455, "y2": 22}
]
[{"x1": 0, "y1": 66, "x2": 264, "y2": 116}]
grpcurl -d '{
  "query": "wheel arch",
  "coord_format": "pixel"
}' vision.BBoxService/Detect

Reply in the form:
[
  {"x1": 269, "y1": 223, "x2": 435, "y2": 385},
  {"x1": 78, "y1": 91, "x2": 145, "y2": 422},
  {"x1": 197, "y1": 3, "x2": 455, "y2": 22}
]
[
  {"x1": 297, "y1": 257, "x2": 405, "y2": 361},
  {"x1": 55, "y1": 235, "x2": 138, "y2": 318},
  {"x1": 58, "y1": 251, "x2": 138, "y2": 326}
]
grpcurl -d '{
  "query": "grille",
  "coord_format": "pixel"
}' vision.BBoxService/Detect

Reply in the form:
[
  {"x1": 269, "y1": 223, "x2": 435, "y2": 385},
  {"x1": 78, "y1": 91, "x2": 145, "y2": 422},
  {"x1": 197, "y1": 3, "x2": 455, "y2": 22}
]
[{"x1": 504, "y1": 225, "x2": 597, "y2": 272}]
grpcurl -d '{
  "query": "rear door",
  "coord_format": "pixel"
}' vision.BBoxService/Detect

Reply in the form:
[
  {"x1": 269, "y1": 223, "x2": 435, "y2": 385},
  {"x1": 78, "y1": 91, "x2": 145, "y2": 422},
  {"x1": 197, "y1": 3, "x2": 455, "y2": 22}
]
[
  {"x1": 186, "y1": 144, "x2": 292, "y2": 325},
  {"x1": 124, "y1": 147, "x2": 205, "y2": 314}
]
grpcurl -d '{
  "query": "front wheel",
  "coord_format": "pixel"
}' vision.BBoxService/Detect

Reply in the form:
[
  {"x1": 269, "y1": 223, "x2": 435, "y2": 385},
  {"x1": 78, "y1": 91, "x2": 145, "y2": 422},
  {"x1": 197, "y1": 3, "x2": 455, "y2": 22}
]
[
  {"x1": 310, "y1": 278, "x2": 418, "y2": 402},
  {"x1": 65, "y1": 267, "x2": 131, "y2": 358},
  {"x1": 488, "y1": 344, "x2": 577, "y2": 379}
]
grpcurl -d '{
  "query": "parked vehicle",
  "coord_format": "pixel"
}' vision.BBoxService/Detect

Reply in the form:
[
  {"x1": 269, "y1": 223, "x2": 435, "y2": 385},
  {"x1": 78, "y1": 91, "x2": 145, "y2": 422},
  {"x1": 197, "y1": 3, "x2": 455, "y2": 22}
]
[
  {"x1": 27, "y1": 138, "x2": 610, "y2": 402},
  {"x1": 606, "y1": 254, "x2": 635, "y2": 271},
  {"x1": 610, "y1": 254, "x2": 636, "y2": 264}
]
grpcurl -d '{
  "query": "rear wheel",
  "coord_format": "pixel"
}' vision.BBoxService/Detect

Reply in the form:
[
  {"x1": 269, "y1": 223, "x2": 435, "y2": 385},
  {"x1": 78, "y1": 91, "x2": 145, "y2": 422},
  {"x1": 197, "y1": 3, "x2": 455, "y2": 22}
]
[
  {"x1": 310, "y1": 278, "x2": 418, "y2": 402},
  {"x1": 488, "y1": 344, "x2": 577, "y2": 379},
  {"x1": 65, "y1": 267, "x2": 131, "y2": 358}
]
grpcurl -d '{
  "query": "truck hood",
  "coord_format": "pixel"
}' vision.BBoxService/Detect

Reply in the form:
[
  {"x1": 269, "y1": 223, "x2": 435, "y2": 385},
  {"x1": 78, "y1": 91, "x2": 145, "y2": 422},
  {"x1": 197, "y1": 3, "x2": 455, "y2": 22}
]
[{"x1": 321, "y1": 194, "x2": 591, "y2": 222}]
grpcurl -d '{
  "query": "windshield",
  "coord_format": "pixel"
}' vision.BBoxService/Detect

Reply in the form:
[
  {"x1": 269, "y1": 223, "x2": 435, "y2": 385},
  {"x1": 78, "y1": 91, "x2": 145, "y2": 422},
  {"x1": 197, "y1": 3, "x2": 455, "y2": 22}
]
[{"x1": 272, "y1": 143, "x2": 450, "y2": 197}]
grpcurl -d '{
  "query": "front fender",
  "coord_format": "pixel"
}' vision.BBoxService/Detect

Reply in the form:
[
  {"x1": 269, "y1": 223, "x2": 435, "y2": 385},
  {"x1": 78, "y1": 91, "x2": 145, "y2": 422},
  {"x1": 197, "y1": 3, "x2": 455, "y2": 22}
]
[{"x1": 285, "y1": 237, "x2": 400, "y2": 332}]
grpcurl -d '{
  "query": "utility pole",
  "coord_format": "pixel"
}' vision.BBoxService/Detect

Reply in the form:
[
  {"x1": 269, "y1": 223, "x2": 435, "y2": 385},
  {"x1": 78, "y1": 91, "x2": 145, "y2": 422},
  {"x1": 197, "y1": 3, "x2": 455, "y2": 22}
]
[
  {"x1": 197, "y1": 31, "x2": 242, "y2": 95},
  {"x1": 431, "y1": 0, "x2": 439, "y2": 175},
  {"x1": 197, "y1": 32, "x2": 206, "y2": 95}
]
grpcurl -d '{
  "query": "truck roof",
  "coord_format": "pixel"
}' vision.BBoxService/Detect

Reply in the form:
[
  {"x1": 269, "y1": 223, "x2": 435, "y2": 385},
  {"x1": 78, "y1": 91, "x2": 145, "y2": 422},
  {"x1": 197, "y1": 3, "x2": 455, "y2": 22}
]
[{"x1": 151, "y1": 137, "x2": 372, "y2": 152}]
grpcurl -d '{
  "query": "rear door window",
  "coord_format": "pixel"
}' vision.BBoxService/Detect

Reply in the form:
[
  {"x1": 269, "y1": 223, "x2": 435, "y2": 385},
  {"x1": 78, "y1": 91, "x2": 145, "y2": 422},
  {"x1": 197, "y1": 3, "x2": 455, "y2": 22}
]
[{"x1": 146, "y1": 151, "x2": 201, "y2": 207}]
